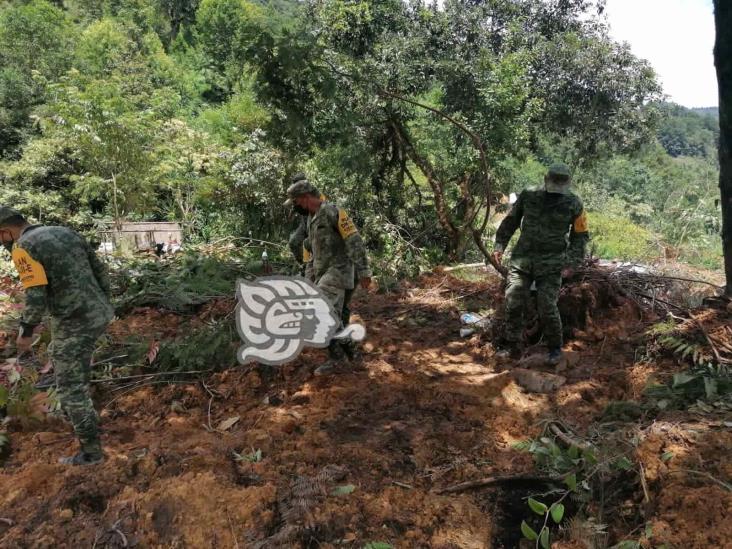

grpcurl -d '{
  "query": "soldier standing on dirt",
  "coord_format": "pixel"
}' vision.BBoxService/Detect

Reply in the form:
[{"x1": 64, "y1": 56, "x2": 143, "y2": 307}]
[
  {"x1": 490, "y1": 163, "x2": 589, "y2": 365},
  {"x1": 284, "y1": 177, "x2": 371, "y2": 375},
  {"x1": 0, "y1": 206, "x2": 114, "y2": 466}
]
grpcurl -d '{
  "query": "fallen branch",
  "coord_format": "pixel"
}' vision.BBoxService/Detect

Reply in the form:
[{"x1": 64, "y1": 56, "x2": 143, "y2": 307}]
[
  {"x1": 391, "y1": 480, "x2": 414, "y2": 490},
  {"x1": 690, "y1": 314, "x2": 725, "y2": 365},
  {"x1": 226, "y1": 509, "x2": 240, "y2": 549},
  {"x1": 436, "y1": 474, "x2": 560, "y2": 494},
  {"x1": 443, "y1": 262, "x2": 486, "y2": 272},
  {"x1": 549, "y1": 423, "x2": 592, "y2": 451},
  {"x1": 91, "y1": 369, "x2": 213, "y2": 384},
  {"x1": 111, "y1": 525, "x2": 128, "y2": 548},
  {"x1": 671, "y1": 469, "x2": 732, "y2": 492},
  {"x1": 202, "y1": 381, "x2": 217, "y2": 432},
  {"x1": 638, "y1": 462, "x2": 651, "y2": 504},
  {"x1": 0, "y1": 518, "x2": 13, "y2": 526}
]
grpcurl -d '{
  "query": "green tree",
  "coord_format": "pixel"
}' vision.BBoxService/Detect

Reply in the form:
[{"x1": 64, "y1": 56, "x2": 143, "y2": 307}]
[
  {"x1": 0, "y1": 0, "x2": 75, "y2": 157},
  {"x1": 195, "y1": 0, "x2": 266, "y2": 100},
  {"x1": 254, "y1": 0, "x2": 661, "y2": 260}
]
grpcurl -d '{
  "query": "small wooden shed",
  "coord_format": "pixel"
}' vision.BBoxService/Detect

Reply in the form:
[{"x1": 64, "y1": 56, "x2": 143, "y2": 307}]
[{"x1": 100, "y1": 221, "x2": 183, "y2": 252}]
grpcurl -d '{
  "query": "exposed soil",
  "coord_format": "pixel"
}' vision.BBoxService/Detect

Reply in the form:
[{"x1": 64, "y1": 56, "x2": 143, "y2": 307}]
[{"x1": 1, "y1": 268, "x2": 730, "y2": 548}]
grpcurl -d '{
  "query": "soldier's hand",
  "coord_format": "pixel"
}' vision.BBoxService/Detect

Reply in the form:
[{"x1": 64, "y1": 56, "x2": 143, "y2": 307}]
[
  {"x1": 491, "y1": 250, "x2": 503, "y2": 265},
  {"x1": 16, "y1": 334, "x2": 33, "y2": 354},
  {"x1": 359, "y1": 276, "x2": 372, "y2": 290}
]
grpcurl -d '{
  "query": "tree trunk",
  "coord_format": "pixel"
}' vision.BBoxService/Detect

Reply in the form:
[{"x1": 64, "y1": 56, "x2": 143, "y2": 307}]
[{"x1": 714, "y1": 0, "x2": 732, "y2": 295}]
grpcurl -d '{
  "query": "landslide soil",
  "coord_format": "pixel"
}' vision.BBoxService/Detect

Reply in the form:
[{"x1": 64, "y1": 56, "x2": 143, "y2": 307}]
[{"x1": 1, "y1": 270, "x2": 730, "y2": 548}]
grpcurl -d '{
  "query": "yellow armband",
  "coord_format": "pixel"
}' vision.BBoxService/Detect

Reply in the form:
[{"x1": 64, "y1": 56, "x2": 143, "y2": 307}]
[
  {"x1": 573, "y1": 210, "x2": 588, "y2": 233},
  {"x1": 12, "y1": 248, "x2": 48, "y2": 289},
  {"x1": 337, "y1": 209, "x2": 358, "y2": 239}
]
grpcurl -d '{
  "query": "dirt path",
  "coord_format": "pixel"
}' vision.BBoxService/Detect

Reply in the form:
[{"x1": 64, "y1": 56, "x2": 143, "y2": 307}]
[{"x1": 1, "y1": 271, "x2": 730, "y2": 548}]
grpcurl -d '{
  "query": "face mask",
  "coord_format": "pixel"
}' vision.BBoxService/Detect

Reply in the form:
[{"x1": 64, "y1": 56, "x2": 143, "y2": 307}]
[
  {"x1": 293, "y1": 204, "x2": 308, "y2": 216},
  {"x1": 0, "y1": 230, "x2": 13, "y2": 252}
]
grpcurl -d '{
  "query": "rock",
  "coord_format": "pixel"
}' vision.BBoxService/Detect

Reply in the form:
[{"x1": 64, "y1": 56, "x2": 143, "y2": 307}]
[
  {"x1": 263, "y1": 393, "x2": 283, "y2": 406},
  {"x1": 57, "y1": 509, "x2": 73, "y2": 522},
  {"x1": 290, "y1": 391, "x2": 310, "y2": 405},
  {"x1": 512, "y1": 368, "x2": 566, "y2": 393},
  {"x1": 34, "y1": 432, "x2": 63, "y2": 445}
]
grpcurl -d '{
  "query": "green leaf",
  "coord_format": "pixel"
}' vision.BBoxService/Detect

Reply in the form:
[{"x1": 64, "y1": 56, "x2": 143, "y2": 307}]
[
  {"x1": 568, "y1": 444, "x2": 579, "y2": 460},
  {"x1": 521, "y1": 521, "x2": 538, "y2": 540},
  {"x1": 564, "y1": 473, "x2": 577, "y2": 491},
  {"x1": 613, "y1": 456, "x2": 634, "y2": 471},
  {"x1": 540, "y1": 526, "x2": 550, "y2": 549},
  {"x1": 703, "y1": 377, "x2": 718, "y2": 399},
  {"x1": 583, "y1": 449, "x2": 598, "y2": 465},
  {"x1": 660, "y1": 451, "x2": 674, "y2": 462},
  {"x1": 0, "y1": 386, "x2": 8, "y2": 407},
  {"x1": 363, "y1": 543, "x2": 392, "y2": 549},
  {"x1": 550, "y1": 503, "x2": 565, "y2": 523},
  {"x1": 528, "y1": 497, "x2": 548, "y2": 515},
  {"x1": 332, "y1": 484, "x2": 356, "y2": 496},
  {"x1": 672, "y1": 372, "x2": 698, "y2": 387}
]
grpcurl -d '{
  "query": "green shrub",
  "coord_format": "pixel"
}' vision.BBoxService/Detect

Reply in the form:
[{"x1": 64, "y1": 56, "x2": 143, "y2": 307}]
[{"x1": 587, "y1": 212, "x2": 659, "y2": 262}]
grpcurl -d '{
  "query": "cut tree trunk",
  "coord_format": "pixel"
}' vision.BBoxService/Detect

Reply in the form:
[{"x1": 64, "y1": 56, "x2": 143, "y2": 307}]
[{"x1": 714, "y1": 0, "x2": 732, "y2": 295}]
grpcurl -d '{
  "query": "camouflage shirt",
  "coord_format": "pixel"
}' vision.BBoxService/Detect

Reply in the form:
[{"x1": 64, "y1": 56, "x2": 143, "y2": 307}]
[
  {"x1": 12, "y1": 225, "x2": 114, "y2": 328},
  {"x1": 495, "y1": 188, "x2": 589, "y2": 267},
  {"x1": 307, "y1": 202, "x2": 371, "y2": 289},
  {"x1": 288, "y1": 215, "x2": 308, "y2": 264}
]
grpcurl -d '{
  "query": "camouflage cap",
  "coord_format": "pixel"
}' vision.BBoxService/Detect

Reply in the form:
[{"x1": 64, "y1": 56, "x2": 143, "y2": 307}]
[
  {"x1": 284, "y1": 179, "x2": 319, "y2": 206},
  {"x1": 290, "y1": 172, "x2": 308, "y2": 184},
  {"x1": 0, "y1": 206, "x2": 24, "y2": 226},
  {"x1": 545, "y1": 163, "x2": 572, "y2": 194}
]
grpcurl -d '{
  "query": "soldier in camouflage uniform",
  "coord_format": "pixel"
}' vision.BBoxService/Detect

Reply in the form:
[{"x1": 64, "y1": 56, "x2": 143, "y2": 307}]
[
  {"x1": 284, "y1": 178, "x2": 371, "y2": 375},
  {"x1": 0, "y1": 207, "x2": 114, "y2": 465},
  {"x1": 491, "y1": 163, "x2": 589, "y2": 365}
]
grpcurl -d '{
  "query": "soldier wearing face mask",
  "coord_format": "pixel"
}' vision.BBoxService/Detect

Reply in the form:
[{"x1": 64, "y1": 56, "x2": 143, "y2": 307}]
[
  {"x1": 491, "y1": 163, "x2": 589, "y2": 366},
  {"x1": 0, "y1": 207, "x2": 113, "y2": 466},
  {"x1": 284, "y1": 175, "x2": 371, "y2": 375}
]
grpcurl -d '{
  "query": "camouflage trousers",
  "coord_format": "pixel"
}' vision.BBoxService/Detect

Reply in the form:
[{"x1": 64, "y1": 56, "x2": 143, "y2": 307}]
[
  {"x1": 317, "y1": 274, "x2": 363, "y2": 360},
  {"x1": 49, "y1": 321, "x2": 108, "y2": 456},
  {"x1": 504, "y1": 258, "x2": 563, "y2": 349},
  {"x1": 342, "y1": 287, "x2": 355, "y2": 326}
]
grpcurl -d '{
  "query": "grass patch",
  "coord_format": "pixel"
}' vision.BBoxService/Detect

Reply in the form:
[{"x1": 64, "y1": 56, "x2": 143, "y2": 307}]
[{"x1": 588, "y1": 212, "x2": 659, "y2": 262}]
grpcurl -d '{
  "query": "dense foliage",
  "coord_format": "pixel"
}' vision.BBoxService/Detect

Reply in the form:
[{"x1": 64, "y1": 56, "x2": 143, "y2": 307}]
[{"x1": 0, "y1": 0, "x2": 723, "y2": 275}]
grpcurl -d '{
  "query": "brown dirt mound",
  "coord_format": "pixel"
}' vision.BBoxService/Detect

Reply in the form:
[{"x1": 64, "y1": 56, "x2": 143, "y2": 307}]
[{"x1": 1, "y1": 270, "x2": 729, "y2": 548}]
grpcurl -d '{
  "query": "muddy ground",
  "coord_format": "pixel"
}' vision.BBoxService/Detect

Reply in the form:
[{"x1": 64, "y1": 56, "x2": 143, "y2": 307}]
[{"x1": 1, "y1": 269, "x2": 731, "y2": 548}]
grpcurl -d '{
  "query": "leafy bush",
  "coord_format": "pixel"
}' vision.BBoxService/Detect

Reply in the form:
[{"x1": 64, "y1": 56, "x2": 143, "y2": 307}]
[{"x1": 587, "y1": 212, "x2": 659, "y2": 262}]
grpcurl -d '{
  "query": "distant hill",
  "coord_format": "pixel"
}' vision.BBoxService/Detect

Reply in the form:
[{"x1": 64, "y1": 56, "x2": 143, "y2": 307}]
[
  {"x1": 690, "y1": 106, "x2": 719, "y2": 119},
  {"x1": 656, "y1": 102, "x2": 719, "y2": 158}
]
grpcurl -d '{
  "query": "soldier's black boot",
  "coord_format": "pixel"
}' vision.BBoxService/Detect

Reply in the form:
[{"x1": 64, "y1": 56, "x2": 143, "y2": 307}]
[
  {"x1": 495, "y1": 341, "x2": 523, "y2": 361},
  {"x1": 59, "y1": 439, "x2": 104, "y2": 466},
  {"x1": 547, "y1": 348, "x2": 563, "y2": 366},
  {"x1": 342, "y1": 339, "x2": 362, "y2": 362},
  {"x1": 58, "y1": 451, "x2": 104, "y2": 466},
  {"x1": 315, "y1": 341, "x2": 346, "y2": 376}
]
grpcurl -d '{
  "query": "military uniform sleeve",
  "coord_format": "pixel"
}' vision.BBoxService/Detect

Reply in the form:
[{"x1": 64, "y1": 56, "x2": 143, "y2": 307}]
[
  {"x1": 335, "y1": 208, "x2": 371, "y2": 279},
  {"x1": 86, "y1": 241, "x2": 111, "y2": 296},
  {"x1": 288, "y1": 216, "x2": 308, "y2": 264},
  {"x1": 567, "y1": 199, "x2": 589, "y2": 267},
  {"x1": 494, "y1": 191, "x2": 525, "y2": 252},
  {"x1": 301, "y1": 237, "x2": 314, "y2": 279},
  {"x1": 11, "y1": 244, "x2": 49, "y2": 333},
  {"x1": 20, "y1": 286, "x2": 47, "y2": 332}
]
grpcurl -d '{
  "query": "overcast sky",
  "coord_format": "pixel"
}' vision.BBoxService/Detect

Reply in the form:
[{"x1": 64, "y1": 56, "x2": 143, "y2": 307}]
[{"x1": 604, "y1": 0, "x2": 718, "y2": 108}]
